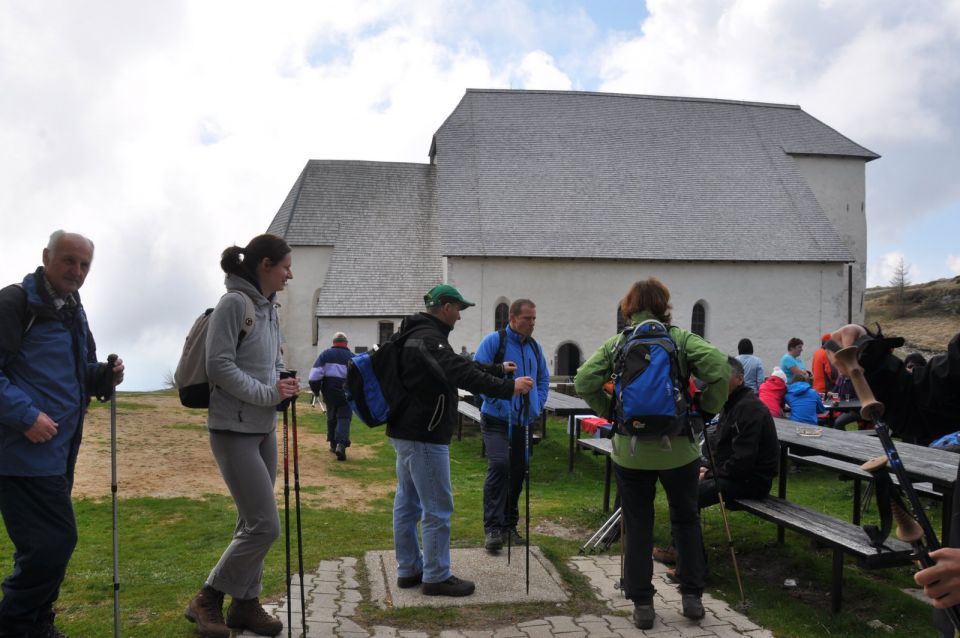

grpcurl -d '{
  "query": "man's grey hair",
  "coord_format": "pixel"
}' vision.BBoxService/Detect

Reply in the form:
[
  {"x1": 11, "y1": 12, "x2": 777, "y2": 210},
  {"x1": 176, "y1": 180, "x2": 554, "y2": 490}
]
[
  {"x1": 47, "y1": 230, "x2": 94, "y2": 257},
  {"x1": 728, "y1": 355, "x2": 744, "y2": 377}
]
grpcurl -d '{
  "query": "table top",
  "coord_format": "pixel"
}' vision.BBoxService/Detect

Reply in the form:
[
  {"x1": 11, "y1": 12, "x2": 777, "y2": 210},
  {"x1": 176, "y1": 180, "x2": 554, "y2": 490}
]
[
  {"x1": 823, "y1": 399, "x2": 861, "y2": 413},
  {"x1": 545, "y1": 391, "x2": 592, "y2": 415},
  {"x1": 577, "y1": 437, "x2": 612, "y2": 455},
  {"x1": 774, "y1": 418, "x2": 959, "y2": 487}
]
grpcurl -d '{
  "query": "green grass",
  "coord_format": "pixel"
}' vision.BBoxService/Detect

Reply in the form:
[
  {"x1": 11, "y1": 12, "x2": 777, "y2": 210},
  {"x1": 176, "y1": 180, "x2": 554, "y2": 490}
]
[{"x1": 0, "y1": 408, "x2": 942, "y2": 636}]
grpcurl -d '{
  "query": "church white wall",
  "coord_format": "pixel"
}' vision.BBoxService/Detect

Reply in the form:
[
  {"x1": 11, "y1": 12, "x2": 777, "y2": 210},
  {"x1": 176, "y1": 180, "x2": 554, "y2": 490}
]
[
  {"x1": 311, "y1": 315, "x2": 406, "y2": 355},
  {"x1": 446, "y1": 257, "x2": 850, "y2": 378},
  {"x1": 276, "y1": 245, "x2": 333, "y2": 377},
  {"x1": 791, "y1": 155, "x2": 867, "y2": 323}
]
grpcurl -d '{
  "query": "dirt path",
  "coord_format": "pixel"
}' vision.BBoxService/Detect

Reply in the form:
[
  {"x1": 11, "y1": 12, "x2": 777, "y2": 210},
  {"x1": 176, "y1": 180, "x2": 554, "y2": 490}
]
[{"x1": 73, "y1": 394, "x2": 392, "y2": 511}]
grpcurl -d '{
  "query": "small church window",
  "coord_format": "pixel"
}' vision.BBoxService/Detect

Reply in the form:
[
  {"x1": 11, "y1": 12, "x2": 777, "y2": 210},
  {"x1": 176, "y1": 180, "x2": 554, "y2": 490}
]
[
  {"x1": 691, "y1": 302, "x2": 706, "y2": 338},
  {"x1": 378, "y1": 321, "x2": 395, "y2": 345},
  {"x1": 495, "y1": 303, "x2": 509, "y2": 331}
]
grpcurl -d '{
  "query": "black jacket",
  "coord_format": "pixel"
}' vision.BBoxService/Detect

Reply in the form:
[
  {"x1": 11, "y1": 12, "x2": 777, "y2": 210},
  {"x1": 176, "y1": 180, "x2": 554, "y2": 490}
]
[
  {"x1": 705, "y1": 385, "x2": 780, "y2": 484},
  {"x1": 385, "y1": 313, "x2": 515, "y2": 444}
]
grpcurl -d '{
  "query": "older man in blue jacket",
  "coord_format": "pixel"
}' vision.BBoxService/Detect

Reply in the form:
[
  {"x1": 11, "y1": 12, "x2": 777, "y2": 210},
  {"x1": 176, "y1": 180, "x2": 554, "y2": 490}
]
[
  {"x1": 475, "y1": 299, "x2": 550, "y2": 552},
  {"x1": 0, "y1": 231, "x2": 124, "y2": 638}
]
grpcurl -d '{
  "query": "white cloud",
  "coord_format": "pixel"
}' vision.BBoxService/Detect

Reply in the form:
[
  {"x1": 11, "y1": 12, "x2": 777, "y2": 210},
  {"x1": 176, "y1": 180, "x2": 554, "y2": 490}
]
[
  {"x1": 948, "y1": 255, "x2": 960, "y2": 276},
  {"x1": 867, "y1": 251, "x2": 915, "y2": 288},
  {"x1": 512, "y1": 50, "x2": 572, "y2": 90}
]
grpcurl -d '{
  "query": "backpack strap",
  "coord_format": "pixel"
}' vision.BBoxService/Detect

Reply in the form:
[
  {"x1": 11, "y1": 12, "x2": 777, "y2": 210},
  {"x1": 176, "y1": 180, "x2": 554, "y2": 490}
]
[
  {"x1": 12, "y1": 284, "x2": 36, "y2": 337},
  {"x1": 224, "y1": 290, "x2": 257, "y2": 345},
  {"x1": 494, "y1": 328, "x2": 508, "y2": 366}
]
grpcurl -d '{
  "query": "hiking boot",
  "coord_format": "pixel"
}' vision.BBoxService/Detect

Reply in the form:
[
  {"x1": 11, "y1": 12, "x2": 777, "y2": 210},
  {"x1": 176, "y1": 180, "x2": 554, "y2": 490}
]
[
  {"x1": 329, "y1": 442, "x2": 337, "y2": 453},
  {"x1": 681, "y1": 593, "x2": 705, "y2": 620},
  {"x1": 484, "y1": 529, "x2": 503, "y2": 552},
  {"x1": 184, "y1": 586, "x2": 230, "y2": 638},
  {"x1": 506, "y1": 528, "x2": 524, "y2": 545},
  {"x1": 396, "y1": 571, "x2": 422, "y2": 588},
  {"x1": 632, "y1": 603, "x2": 655, "y2": 629},
  {"x1": 422, "y1": 575, "x2": 476, "y2": 597},
  {"x1": 335, "y1": 443, "x2": 347, "y2": 461},
  {"x1": 226, "y1": 597, "x2": 283, "y2": 636},
  {"x1": 652, "y1": 545, "x2": 677, "y2": 564}
]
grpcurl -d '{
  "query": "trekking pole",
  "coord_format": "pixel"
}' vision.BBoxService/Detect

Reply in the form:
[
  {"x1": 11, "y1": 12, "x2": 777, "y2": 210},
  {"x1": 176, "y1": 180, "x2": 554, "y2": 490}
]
[
  {"x1": 291, "y1": 395, "x2": 308, "y2": 638},
  {"x1": 835, "y1": 346, "x2": 960, "y2": 632},
  {"x1": 282, "y1": 406, "x2": 292, "y2": 637},
  {"x1": 701, "y1": 427, "x2": 748, "y2": 609},
  {"x1": 506, "y1": 402, "x2": 513, "y2": 564},
  {"x1": 523, "y1": 393, "x2": 531, "y2": 595},
  {"x1": 107, "y1": 354, "x2": 120, "y2": 638}
]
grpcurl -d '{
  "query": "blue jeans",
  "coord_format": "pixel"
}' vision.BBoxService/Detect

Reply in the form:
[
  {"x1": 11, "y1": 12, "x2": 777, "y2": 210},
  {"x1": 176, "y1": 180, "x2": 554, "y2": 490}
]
[{"x1": 389, "y1": 438, "x2": 453, "y2": 584}]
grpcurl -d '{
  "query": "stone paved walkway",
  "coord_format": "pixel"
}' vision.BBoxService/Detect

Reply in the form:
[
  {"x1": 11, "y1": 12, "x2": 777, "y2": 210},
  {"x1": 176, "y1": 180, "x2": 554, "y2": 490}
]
[{"x1": 235, "y1": 554, "x2": 773, "y2": 638}]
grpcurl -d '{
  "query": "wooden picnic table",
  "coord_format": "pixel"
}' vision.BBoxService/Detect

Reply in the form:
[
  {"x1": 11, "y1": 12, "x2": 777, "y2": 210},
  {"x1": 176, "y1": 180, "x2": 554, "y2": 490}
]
[
  {"x1": 774, "y1": 417, "x2": 958, "y2": 540},
  {"x1": 543, "y1": 392, "x2": 595, "y2": 471},
  {"x1": 577, "y1": 437, "x2": 614, "y2": 513}
]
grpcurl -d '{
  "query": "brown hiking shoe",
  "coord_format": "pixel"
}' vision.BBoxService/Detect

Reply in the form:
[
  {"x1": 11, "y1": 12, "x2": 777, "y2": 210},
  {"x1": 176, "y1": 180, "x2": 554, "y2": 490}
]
[
  {"x1": 652, "y1": 545, "x2": 677, "y2": 564},
  {"x1": 226, "y1": 597, "x2": 283, "y2": 636},
  {"x1": 184, "y1": 586, "x2": 230, "y2": 638}
]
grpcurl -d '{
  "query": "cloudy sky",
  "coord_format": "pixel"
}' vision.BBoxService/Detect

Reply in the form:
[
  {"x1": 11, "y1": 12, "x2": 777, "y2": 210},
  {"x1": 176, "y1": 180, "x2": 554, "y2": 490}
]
[{"x1": 2, "y1": 0, "x2": 958, "y2": 390}]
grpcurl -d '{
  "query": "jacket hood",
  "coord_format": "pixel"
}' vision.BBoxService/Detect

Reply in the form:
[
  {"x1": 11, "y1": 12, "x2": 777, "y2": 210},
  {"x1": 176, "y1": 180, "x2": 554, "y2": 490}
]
[
  {"x1": 401, "y1": 312, "x2": 453, "y2": 338},
  {"x1": 761, "y1": 376, "x2": 786, "y2": 391},
  {"x1": 224, "y1": 274, "x2": 273, "y2": 307},
  {"x1": 787, "y1": 380, "x2": 813, "y2": 395}
]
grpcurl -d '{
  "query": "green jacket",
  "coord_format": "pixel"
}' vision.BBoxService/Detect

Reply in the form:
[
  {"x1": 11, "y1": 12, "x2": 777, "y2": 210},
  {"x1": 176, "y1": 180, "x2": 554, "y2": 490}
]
[{"x1": 574, "y1": 311, "x2": 730, "y2": 470}]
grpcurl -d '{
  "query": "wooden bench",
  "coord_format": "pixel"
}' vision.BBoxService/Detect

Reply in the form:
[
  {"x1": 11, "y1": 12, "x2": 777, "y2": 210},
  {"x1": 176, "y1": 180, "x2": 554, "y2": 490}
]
[
  {"x1": 456, "y1": 402, "x2": 541, "y2": 455},
  {"x1": 787, "y1": 453, "x2": 942, "y2": 525},
  {"x1": 732, "y1": 496, "x2": 913, "y2": 613}
]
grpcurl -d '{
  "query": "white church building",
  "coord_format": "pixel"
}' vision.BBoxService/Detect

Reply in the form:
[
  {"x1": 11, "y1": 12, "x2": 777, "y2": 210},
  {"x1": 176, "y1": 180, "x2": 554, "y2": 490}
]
[{"x1": 267, "y1": 89, "x2": 877, "y2": 379}]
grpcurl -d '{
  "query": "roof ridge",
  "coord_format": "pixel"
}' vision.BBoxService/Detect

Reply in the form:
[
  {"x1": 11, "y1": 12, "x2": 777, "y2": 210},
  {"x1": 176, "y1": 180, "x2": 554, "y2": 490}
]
[
  {"x1": 464, "y1": 88, "x2": 801, "y2": 110},
  {"x1": 305, "y1": 159, "x2": 432, "y2": 169}
]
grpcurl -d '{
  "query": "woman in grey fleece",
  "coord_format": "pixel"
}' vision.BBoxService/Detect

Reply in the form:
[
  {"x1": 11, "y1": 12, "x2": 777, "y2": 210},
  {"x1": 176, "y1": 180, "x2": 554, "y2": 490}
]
[{"x1": 185, "y1": 234, "x2": 299, "y2": 638}]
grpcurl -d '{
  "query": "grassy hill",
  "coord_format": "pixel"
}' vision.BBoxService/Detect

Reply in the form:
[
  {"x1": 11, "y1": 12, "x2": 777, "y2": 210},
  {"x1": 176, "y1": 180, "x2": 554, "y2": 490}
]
[{"x1": 864, "y1": 275, "x2": 960, "y2": 353}]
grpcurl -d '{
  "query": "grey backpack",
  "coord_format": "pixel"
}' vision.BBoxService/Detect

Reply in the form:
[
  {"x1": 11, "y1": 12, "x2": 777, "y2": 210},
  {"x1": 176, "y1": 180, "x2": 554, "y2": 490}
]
[{"x1": 174, "y1": 291, "x2": 256, "y2": 408}]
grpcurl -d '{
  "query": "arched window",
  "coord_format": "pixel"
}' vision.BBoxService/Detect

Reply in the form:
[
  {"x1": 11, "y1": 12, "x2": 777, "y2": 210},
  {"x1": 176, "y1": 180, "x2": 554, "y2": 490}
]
[
  {"x1": 616, "y1": 305, "x2": 627, "y2": 333},
  {"x1": 494, "y1": 302, "x2": 509, "y2": 331},
  {"x1": 556, "y1": 342, "x2": 582, "y2": 377},
  {"x1": 378, "y1": 321, "x2": 395, "y2": 345},
  {"x1": 691, "y1": 302, "x2": 706, "y2": 338}
]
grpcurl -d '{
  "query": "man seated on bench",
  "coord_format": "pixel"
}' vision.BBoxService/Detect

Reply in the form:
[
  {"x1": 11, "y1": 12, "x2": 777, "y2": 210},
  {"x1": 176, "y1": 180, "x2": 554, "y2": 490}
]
[{"x1": 654, "y1": 357, "x2": 780, "y2": 567}]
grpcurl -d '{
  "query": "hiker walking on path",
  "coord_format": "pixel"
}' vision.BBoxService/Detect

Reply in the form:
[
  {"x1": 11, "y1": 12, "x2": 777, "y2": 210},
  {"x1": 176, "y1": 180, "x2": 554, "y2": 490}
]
[
  {"x1": 474, "y1": 299, "x2": 549, "y2": 552},
  {"x1": 0, "y1": 230, "x2": 124, "y2": 638},
  {"x1": 388, "y1": 284, "x2": 533, "y2": 597},
  {"x1": 575, "y1": 277, "x2": 729, "y2": 630},
  {"x1": 185, "y1": 234, "x2": 298, "y2": 638},
  {"x1": 309, "y1": 332, "x2": 354, "y2": 461}
]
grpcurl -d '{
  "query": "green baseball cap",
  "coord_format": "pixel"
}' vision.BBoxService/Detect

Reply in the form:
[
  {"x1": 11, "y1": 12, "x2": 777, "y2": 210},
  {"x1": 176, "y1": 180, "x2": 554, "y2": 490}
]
[{"x1": 424, "y1": 283, "x2": 475, "y2": 309}]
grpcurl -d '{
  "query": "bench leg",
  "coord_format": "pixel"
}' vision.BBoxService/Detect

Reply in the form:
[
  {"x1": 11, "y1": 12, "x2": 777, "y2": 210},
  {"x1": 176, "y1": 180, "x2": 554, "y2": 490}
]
[
  {"x1": 831, "y1": 549, "x2": 843, "y2": 613},
  {"x1": 568, "y1": 415, "x2": 576, "y2": 473},
  {"x1": 777, "y1": 446, "x2": 788, "y2": 544},
  {"x1": 853, "y1": 478, "x2": 861, "y2": 526}
]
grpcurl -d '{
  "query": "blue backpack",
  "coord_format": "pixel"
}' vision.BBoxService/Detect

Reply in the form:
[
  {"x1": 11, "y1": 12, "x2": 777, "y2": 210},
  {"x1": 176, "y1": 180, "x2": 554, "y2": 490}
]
[
  {"x1": 610, "y1": 320, "x2": 692, "y2": 441},
  {"x1": 345, "y1": 329, "x2": 446, "y2": 428},
  {"x1": 930, "y1": 431, "x2": 960, "y2": 453}
]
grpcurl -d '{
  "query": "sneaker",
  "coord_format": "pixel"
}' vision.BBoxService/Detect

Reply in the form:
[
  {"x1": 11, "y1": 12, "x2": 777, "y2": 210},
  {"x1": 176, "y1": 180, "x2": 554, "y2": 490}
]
[
  {"x1": 652, "y1": 545, "x2": 677, "y2": 564},
  {"x1": 335, "y1": 443, "x2": 347, "y2": 461},
  {"x1": 422, "y1": 575, "x2": 476, "y2": 597},
  {"x1": 632, "y1": 603, "x2": 655, "y2": 630},
  {"x1": 681, "y1": 593, "x2": 705, "y2": 620},
  {"x1": 226, "y1": 597, "x2": 283, "y2": 636},
  {"x1": 396, "y1": 572, "x2": 422, "y2": 588},
  {"x1": 506, "y1": 528, "x2": 524, "y2": 545},
  {"x1": 484, "y1": 529, "x2": 503, "y2": 552},
  {"x1": 184, "y1": 586, "x2": 230, "y2": 638}
]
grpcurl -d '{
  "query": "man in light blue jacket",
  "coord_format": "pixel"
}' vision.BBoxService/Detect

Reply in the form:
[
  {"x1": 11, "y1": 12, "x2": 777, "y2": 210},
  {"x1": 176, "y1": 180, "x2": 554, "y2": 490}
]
[{"x1": 474, "y1": 299, "x2": 550, "y2": 552}]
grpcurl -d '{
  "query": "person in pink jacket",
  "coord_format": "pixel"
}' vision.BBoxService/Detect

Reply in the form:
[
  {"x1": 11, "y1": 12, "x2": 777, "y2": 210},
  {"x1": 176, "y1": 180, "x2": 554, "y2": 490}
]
[{"x1": 758, "y1": 367, "x2": 788, "y2": 418}]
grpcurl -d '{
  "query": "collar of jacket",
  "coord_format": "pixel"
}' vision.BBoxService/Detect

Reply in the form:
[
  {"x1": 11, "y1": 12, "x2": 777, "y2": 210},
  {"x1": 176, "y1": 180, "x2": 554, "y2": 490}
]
[
  {"x1": 224, "y1": 273, "x2": 274, "y2": 308},
  {"x1": 724, "y1": 384, "x2": 751, "y2": 410},
  {"x1": 25, "y1": 268, "x2": 80, "y2": 320},
  {"x1": 410, "y1": 311, "x2": 453, "y2": 337}
]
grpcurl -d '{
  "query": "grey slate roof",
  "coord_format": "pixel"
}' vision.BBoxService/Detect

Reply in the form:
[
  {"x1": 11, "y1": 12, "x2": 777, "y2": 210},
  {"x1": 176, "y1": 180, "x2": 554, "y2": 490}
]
[
  {"x1": 431, "y1": 89, "x2": 878, "y2": 261},
  {"x1": 267, "y1": 161, "x2": 440, "y2": 316}
]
